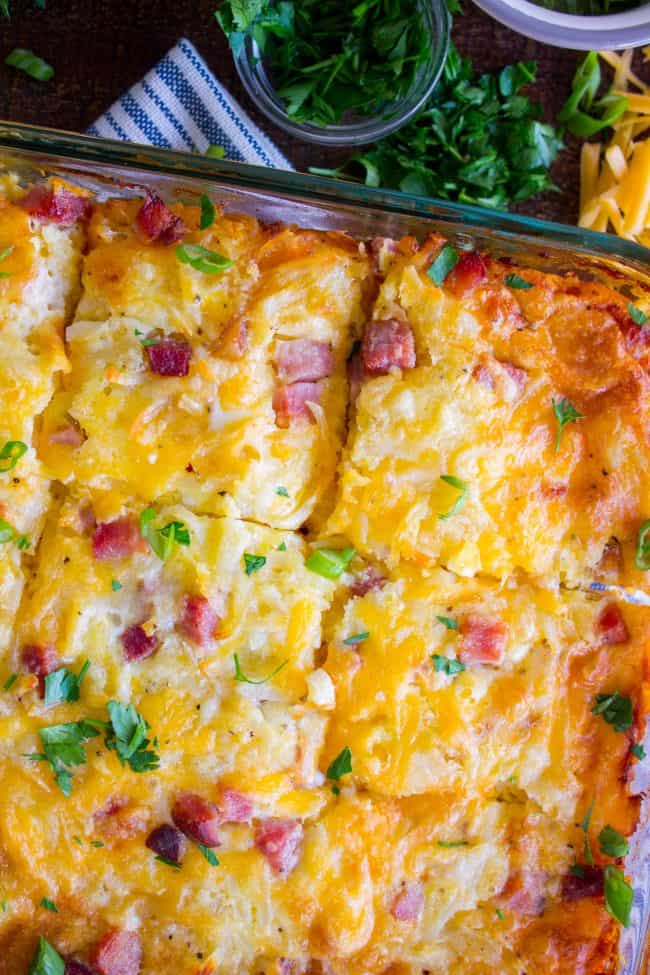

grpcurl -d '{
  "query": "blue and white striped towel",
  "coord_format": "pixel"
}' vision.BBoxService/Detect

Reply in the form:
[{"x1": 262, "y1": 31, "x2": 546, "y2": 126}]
[{"x1": 88, "y1": 37, "x2": 292, "y2": 170}]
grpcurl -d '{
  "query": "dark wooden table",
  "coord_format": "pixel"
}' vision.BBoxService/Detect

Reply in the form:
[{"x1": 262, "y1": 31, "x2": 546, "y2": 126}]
[{"x1": 0, "y1": 1, "x2": 641, "y2": 223}]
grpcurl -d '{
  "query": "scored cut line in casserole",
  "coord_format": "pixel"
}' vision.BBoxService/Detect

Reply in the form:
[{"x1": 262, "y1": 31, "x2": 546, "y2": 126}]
[{"x1": 0, "y1": 175, "x2": 647, "y2": 975}]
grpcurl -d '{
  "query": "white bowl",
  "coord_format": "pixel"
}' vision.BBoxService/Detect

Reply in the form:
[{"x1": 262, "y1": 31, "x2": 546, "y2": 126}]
[{"x1": 474, "y1": 0, "x2": 650, "y2": 49}]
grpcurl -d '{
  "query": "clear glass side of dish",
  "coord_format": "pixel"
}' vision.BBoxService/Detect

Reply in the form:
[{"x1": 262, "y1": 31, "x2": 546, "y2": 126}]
[{"x1": 0, "y1": 119, "x2": 648, "y2": 975}]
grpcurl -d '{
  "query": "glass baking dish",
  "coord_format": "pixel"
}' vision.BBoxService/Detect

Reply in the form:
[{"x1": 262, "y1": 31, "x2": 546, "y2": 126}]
[{"x1": 0, "y1": 118, "x2": 649, "y2": 975}]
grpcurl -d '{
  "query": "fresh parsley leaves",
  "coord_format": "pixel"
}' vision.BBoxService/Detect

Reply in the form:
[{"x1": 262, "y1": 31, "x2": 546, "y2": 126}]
[
  {"x1": 140, "y1": 508, "x2": 190, "y2": 561},
  {"x1": 103, "y1": 700, "x2": 160, "y2": 773},
  {"x1": 558, "y1": 51, "x2": 627, "y2": 138},
  {"x1": 631, "y1": 743, "x2": 646, "y2": 760},
  {"x1": 233, "y1": 652, "x2": 288, "y2": 684},
  {"x1": 428, "y1": 245, "x2": 459, "y2": 286},
  {"x1": 604, "y1": 864, "x2": 633, "y2": 927},
  {"x1": 504, "y1": 274, "x2": 533, "y2": 290},
  {"x1": 327, "y1": 746, "x2": 352, "y2": 780},
  {"x1": 111, "y1": 579, "x2": 122, "y2": 591},
  {"x1": 5, "y1": 48, "x2": 53, "y2": 81},
  {"x1": 243, "y1": 553, "x2": 266, "y2": 575},
  {"x1": 197, "y1": 842, "x2": 219, "y2": 866},
  {"x1": 276, "y1": 486, "x2": 289, "y2": 498},
  {"x1": 628, "y1": 303, "x2": 648, "y2": 326},
  {"x1": 599, "y1": 825, "x2": 629, "y2": 858},
  {"x1": 592, "y1": 691, "x2": 633, "y2": 732},
  {"x1": 39, "y1": 897, "x2": 57, "y2": 912},
  {"x1": 635, "y1": 520, "x2": 650, "y2": 570},
  {"x1": 436, "y1": 615, "x2": 458, "y2": 630},
  {"x1": 28, "y1": 936, "x2": 65, "y2": 975},
  {"x1": 305, "y1": 546, "x2": 355, "y2": 579},
  {"x1": 0, "y1": 245, "x2": 13, "y2": 278},
  {"x1": 552, "y1": 397, "x2": 583, "y2": 452},
  {"x1": 580, "y1": 800, "x2": 594, "y2": 866},
  {"x1": 0, "y1": 518, "x2": 29, "y2": 550},
  {"x1": 27, "y1": 719, "x2": 100, "y2": 797},
  {"x1": 44, "y1": 661, "x2": 90, "y2": 707},
  {"x1": 432, "y1": 654, "x2": 465, "y2": 676},
  {"x1": 199, "y1": 194, "x2": 215, "y2": 230},
  {"x1": 176, "y1": 243, "x2": 233, "y2": 275},
  {"x1": 0, "y1": 440, "x2": 27, "y2": 472},
  {"x1": 3, "y1": 673, "x2": 17, "y2": 691},
  {"x1": 438, "y1": 475, "x2": 468, "y2": 520}
]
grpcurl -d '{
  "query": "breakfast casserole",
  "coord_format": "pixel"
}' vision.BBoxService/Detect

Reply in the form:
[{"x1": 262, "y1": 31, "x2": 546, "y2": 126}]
[{"x1": 0, "y1": 176, "x2": 647, "y2": 975}]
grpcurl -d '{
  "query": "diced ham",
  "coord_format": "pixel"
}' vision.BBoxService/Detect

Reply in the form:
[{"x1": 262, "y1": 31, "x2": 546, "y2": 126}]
[
  {"x1": 275, "y1": 339, "x2": 334, "y2": 384},
  {"x1": 361, "y1": 319, "x2": 416, "y2": 376},
  {"x1": 499, "y1": 870, "x2": 546, "y2": 916},
  {"x1": 255, "y1": 818, "x2": 303, "y2": 876},
  {"x1": 350, "y1": 566, "x2": 387, "y2": 597},
  {"x1": 172, "y1": 792, "x2": 222, "y2": 847},
  {"x1": 121, "y1": 624, "x2": 160, "y2": 663},
  {"x1": 21, "y1": 643, "x2": 58, "y2": 696},
  {"x1": 135, "y1": 192, "x2": 185, "y2": 244},
  {"x1": 458, "y1": 613, "x2": 507, "y2": 666},
  {"x1": 561, "y1": 866, "x2": 604, "y2": 901},
  {"x1": 145, "y1": 337, "x2": 192, "y2": 377},
  {"x1": 390, "y1": 882, "x2": 424, "y2": 921},
  {"x1": 472, "y1": 358, "x2": 528, "y2": 396},
  {"x1": 273, "y1": 381, "x2": 323, "y2": 427},
  {"x1": 500, "y1": 361, "x2": 528, "y2": 390},
  {"x1": 90, "y1": 928, "x2": 143, "y2": 975},
  {"x1": 178, "y1": 594, "x2": 221, "y2": 648},
  {"x1": 146, "y1": 823, "x2": 187, "y2": 864},
  {"x1": 219, "y1": 788, "x2": 253, "y2": 823},
  {"x1": 596, "y1": 602, "x2": 629, "y2": 646},
  {"x1": 445, "y1": 251, "x2": 487, "y2": 298},
  {"x1": 92, "y1": 517, "x2": 143, "y2": 561},
  {"x1": 65, "y1": 962, "x2": 95, "y2": 975},
  {"x1": 95, "y1": 795, "x2": 148, "y2": 840},
  {"x1": 48, "y1": 420, "x2": 86, "y2": 447},
  {"x1": 21, "y1": 186, "x2": 92, "y2": 226}
]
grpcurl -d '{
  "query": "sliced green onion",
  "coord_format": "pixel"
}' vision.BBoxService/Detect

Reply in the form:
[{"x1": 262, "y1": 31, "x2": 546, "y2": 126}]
[
  {"x1": 233, "y1": 653, "x2": 287, "y2": 685},
  {"x1": 438, "y1": 475, "x2": 468, "y2": 521},
  {"x1": 6, "y1": 48, "x2": 54, "y2": 81},
  {"x1": 635, "y1": 520, "x2": 650, "y2": 570},
  {"x1": 504, "y1": 273, "x2": 533, "y2": 290},
  {"x1": 327, "y1": 746, "x2": 352, "y2": 780},
  {"x1": 305, "y1": 546, "x2": 355, "y2": 579},
  {"x1": 199, "y1": 194, "x2": 215, "y2": 230},
  {"x1": 343, "y1": 631, "x2": 369, "y2": 645},
  {"x1": 176, "y1": 243, "x2": 233, "y2": 275},
  {"x1": 629, "y1": 303, "x2": 649, "y2": 326},
  {"x1": 427, "y1": 244, "x2": 459, "y2": 286},
  {"x1": 0, "y1": 440, "x2": 27, "y2": 472}
]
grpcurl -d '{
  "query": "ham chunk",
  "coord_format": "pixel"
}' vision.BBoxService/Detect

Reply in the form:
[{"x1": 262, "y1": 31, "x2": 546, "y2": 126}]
[
  {"x1": 65, "y1": 962, "x2": 95, "y2": 975},
  {"x1": 445, "y1": 251, "x2": 487, "y2": 298},
  {"x1": 145, "y1": 337, "x2": 192, "y2": 377},
  {"x1": 135, "y1": 192, "x2": 185, "y2": 244},
  {"x1": 390, "y1": 882, "x2": 424, "y2": 921},
  {"x1": 21, "y1": 643, "x2": 58, "y2": 697},
  {"x1": 93, "y1": 517, "x2": 143, "y2": 561},
  {"x1": 21, "y1": 186, "x2": 92, "y2": 226},
  {"x1": 219, "y1": 788, "x2": 253, "y2": 823},
  {"x1": 255, "y1": 818, "x2": 303, "y2": 876},
  {"x1": 499, "y1": 869, "x2": 546, "y2": 916},
  {"x1": 178, "y1": 594, "x2": 221, "y2": 647},
  {"x1": 90, "y1": 929, "x2": 143, "y2": 975},
  {"x1": 121, "y1": 624, "x2": 160, "y2": 663},
  {"x1": 361, "y1": 320, "x2": 415, "y2": 376},
  {"x1": 146, "y1": 823, "x2": 187, "y2": 864},
  {"x1": 597, "y1": 602, "x2": 629, "y2": 645},
  {"x1": 561, "y1": 866, "x2": 604, "y2": 901},
  {"x1": 350, "y1": 566, "x2": 387, "y2": 597},
  {"x1": 275, "y1": 339, "x2": 334, "y2": 384},
  {"x1": 459, "y1": 613, "x2": 507, "y2": 666},
  {"x1": 273, "y1": 381, "x2": 323, "y2": 427},
  {"x1": 172, "y1": 792, "x2": 221, "y2": 847}
]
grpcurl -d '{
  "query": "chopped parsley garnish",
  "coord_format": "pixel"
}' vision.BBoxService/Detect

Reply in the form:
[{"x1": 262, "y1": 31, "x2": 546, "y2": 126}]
[
  {"x1": 27, "y1": 936, "x2": 65, "y2": 975},
  {"x1": 631, "y1": 743, "x2": 646, "y2": 760},
  {"x1": 438, "y1": 475, "x2": 468, "y2": 520},
  {"x1": 277, "y1": 541, "x2": 287, "y2": 552},
  {"x1": 91, "y1": 840, "x2": 104, "y2": 848},
  {"x1": 0, "y1": 900, "x2": 8, "y2": 912},
  {"x1": 197, "y1": 843, "x2": 219, "y2": 866},
  {"x1": 432, "y1": 654, "x2": 465, "y2": 676},
  {"x1": 140, "y1": 508, "x2": 190, "y2": 561},
  {"x1": 44, "y1": 661, "x2": 90, "y2": 707},
  {"x1": 552, "y1": 397, "x2": 583, "y2": 452},
  {"x1": 0, "y1": 518, "x2": 28, "y2": 549},
  {"x1": 604, "y1": 864, "x2": 633, "y2": 927},
  {"x1": 428, "y1": 245, "x2": 459, "y2": 286},
  {"x1": 3, "y1": 673, "x2": 17, "y2": 691},
  {"x1": 495, "y1": 907, "x2": 505, "y2": 919},
  {"x1": 27, "y1": 719, "x2": 100, "y2": 796},
  {"x1": 504, "y1": 274, "x2": 533, "y2": 290},
  {"x1": 635, "y1": 520, "x2": 650, "y2": 570},
  {"x1": 559, "y1": 52, "x2": 628, "y2": 138},
  {"x1": 243, "y1": 553, "x2": 266, "y2": 575},
  {"x1": 5, "y1": 48, "x2": 53, "y2": 81},
  {"x1": 0, "y1": 440, "x2": 27, "y2": 471},
  {"x1": 436, "y1": 615, "x2": 458, "y2": 630},
  {"x1": 592, "y1": 691, "x2": 633, "y2": 732},
  {"x1": 598, "y1": 825, "x2": 629, "y2": 858},
  {"x1": 111, "y1": 579, "x2": 122, "y2": 591},
  {"x1": 327, "y1": 746, "x2": 352, "y2": 781},
  {"x1": 39, "y1": 897, "x2": 57, "y2": 912},
  {"x1": 437, "y1": 840, "x2": 469, "y2": 848},
  {"x1": 628, "y1": 303, "x2": 648, "y2": 326},
  {"x1": 0, "y1": 245, "x2": 13, "y2": 278},
  {"x1": 580, "y1": 799, "x2": 594, "y2": 866},
  {"x1": 102, "y1": 700, "x2": 160, "y2": 773},
  {"x1": 217, "y1": 0, "x2": 429, "y2": 127},
  {"x1": 305, "y1": 546, "x2": 355, "y2": 580},
  {"x1": 72, "y1": 835, "x2": 82, "y2": 845},
  {"x1": 134, "y1": 328, "x2": 158, "y2": 347},
  {"x1": 343, "y1": 632, "x2": 369, "y2": 645},
  {"x1": 155, "y1": 855, "x2": 181, "y2": 869},
  {"x1": 233, "y1": 653, "x2": 288, "y2": 685},
  {"x1": 199, "y1": 194, "x2": 215, "y2": 230},
  {"x1": 176, "y1": 243, "x2": 233, "y2": 275},
  {"x1": 276, "y1": 486, "x2": 289, "y2": 497}
]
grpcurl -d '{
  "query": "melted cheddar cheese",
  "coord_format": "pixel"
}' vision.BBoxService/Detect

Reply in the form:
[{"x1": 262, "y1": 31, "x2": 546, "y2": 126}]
[{"x1": 0, "y1": 181, "x2": 647, "y2": 975}]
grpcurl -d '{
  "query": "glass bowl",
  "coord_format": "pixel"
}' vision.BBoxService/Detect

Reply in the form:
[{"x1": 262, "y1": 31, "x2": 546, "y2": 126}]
[
  {"x1": 233, "y1": 0, "x2": 450, "y2": 147},
  {"x1": 475, "y1": 0, "x2": 650, "y2": 49}
]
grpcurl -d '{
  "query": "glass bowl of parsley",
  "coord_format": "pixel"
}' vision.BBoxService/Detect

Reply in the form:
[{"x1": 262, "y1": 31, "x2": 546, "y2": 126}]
[
  {"x1": 218, "y1": 0, "x2": 450, "y2": 146},
  {"x1": 474, "y1": 0, "x2": 650, "y2": 49}
]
